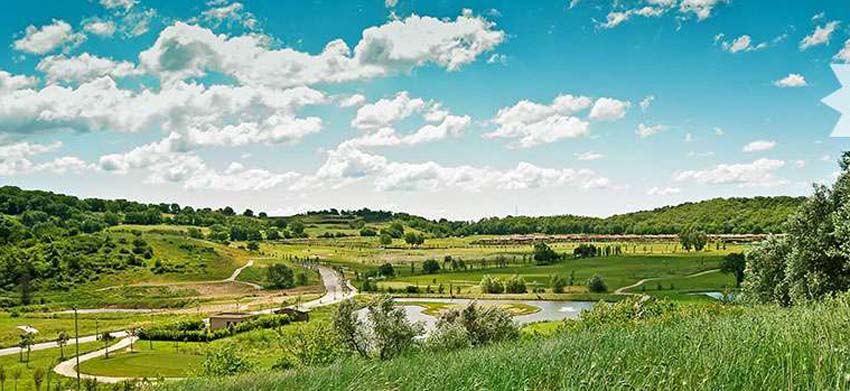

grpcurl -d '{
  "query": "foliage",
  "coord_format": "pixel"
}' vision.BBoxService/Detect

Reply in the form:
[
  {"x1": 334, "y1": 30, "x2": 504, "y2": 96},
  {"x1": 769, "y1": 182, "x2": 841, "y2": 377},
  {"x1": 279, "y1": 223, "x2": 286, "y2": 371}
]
[
  {"x1": 266, "y1": 264, "x2": 295, "y2": 289},
  {"x1": 479, "y1": 275, "x2": 504, "y2": 294},
  {"x1": 585, "y1": 274, "x2": 607, "y2": 293},
  {"x1": 433, "y1": 302, "x2": 519, "y2": 346},
  {"x1": 275, "y1": 322, "x2": 346, "y2": 369},
  {"x1": 679, "y1": 226, "x2": 708, "y2": 251},
  {"x1": 367, "y1": 295, "x2": 424, "y2": 360},
  {"x1": 403, "y1": 232, "x2": 425, "y2": 246},
  {"x1": 377, "y1": 263, "x2": 395, "y2": 277},
  {"x1": 720, "y1": 253, "x2": 746, "y2": 287},
  {"x1": 572, "y1": 244, "x2": 597, "y2": 258},
  {"x1": 532, "y1": 242, "x2": 559, "y2": 265},
  {"x1": 332, "y1": 299, "x2": 369, "y2": 358},
  {"x1": 503, "y1": 275, "x2": 527, "y2": 293},
  {"x1": 744, "y1": 157, "x2": 850, "y2": 305},
  {"x1": 201, "y1": 344, "x2": 253, "y2": 377},
  {"x1": 549, "y1": 274, "x2": 567, "y2": 293},
  {"x1": 421, "y1": 259, "x2": 441, "y2": 274},
  {"x1": 139, "y1": 315, "x2": 291, "y2": 342}
]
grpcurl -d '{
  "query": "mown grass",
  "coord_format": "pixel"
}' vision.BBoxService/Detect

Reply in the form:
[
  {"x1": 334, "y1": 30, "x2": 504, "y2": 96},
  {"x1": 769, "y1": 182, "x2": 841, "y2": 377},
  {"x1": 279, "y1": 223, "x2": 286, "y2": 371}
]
[
  {"x1": 161, "y1": 296, "x2": 850, "y2": 391},
  {"x1": 80, "y1": 340, "x2": 205, "y2": 378},
  {"x1": 0, "y1": 340, "x2": 118, "y2": 391}
]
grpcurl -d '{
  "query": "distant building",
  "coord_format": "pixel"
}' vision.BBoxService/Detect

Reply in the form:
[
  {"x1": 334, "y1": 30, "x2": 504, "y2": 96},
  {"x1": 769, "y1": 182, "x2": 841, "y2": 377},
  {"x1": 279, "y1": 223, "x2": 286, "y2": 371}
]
[
  {"x1": 273, "y1": 308, "x2": 310, "y2": 322},
  {"x1": 209, "y1": 312, "x2": 258, "y2": 330}
]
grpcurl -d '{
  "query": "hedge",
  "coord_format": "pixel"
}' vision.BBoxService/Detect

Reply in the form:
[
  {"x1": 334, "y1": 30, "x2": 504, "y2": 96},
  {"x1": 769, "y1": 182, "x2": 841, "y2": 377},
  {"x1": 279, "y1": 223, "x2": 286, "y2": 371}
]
[{"x1": 139, "y1": 314, "x2": 291, "y2": 342}]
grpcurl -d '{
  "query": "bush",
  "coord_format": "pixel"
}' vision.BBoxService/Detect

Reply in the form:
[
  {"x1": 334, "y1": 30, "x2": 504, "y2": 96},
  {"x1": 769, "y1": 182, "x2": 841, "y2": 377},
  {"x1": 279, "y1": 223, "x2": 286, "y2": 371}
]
[
  {"x1": 359, "y1": 228, "x2": 377, "y2": 237},
  {"x1": 504, "y1": 275, "x2": 527, "y2": 294},
  {"x1": 421, "y1": 259, "x2": 440, "y2": 274},
  {"x1": 561, "y1": 296, "x2": 678, "y2": 332},
  {"x1": 434, "y1": 302, "x2": 519, "y2": 347},
  {"x1": 479, "y1": 275, "x2": 504, "y2": 294},
  {"x1": 139, "y1": 315, "x2": 291, "y2": 342},
  {"x1": 586, "y1": 274, "x2": 607, "y2": 293},
  {"x1": 378, "y1": 263, "x2": 395, "y2": 277},
  {"x1": 573, "y1": 244, "x2": 597, "y2": 258},
  {"x1": 424, "y1": 321, "x2": 471, "y2": 352},
  {"x1": 550, "y1": 274, "x2": 567, "y2": 293},
  {"x1": 201, "y1": 344, "x2": 253, "y2": 377}
]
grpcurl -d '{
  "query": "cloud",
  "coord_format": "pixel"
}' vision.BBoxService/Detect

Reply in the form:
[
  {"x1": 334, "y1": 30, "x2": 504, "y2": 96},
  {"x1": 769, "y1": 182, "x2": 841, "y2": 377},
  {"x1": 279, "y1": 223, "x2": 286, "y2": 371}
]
[
  {"x1": 800, "y1": 21, "x2": 839, "y2": 50},
  {"x1": 351, "y1": 91, "x2": 426, "y2": 130},
  {"x1": 773, "y1": 73, "x2": 808, "y2": 88},
  {"x1": 589, "y1": 98, "x2": 630, "y2": 121},
  {"x1": 639, "y1": 95, "x2": 655, "y2": 112},
  {"x1": 139, "y1": 10, "x2": 504, "y2": 88},
  {"x1": 483, "y1": 94, "x2": 593, "y2": 148},
  {"x1": 717, "y1": 34, "x2": 767, "y2": 54},
  {"x1": 601, "y1": 7, "x2": 665, "y2": 29},
  {"x1": 647, "y1": 186, "x2": 681, "y2": 196},
  {"x1": 0, "y1": 71, "x2": 39, "y2": 92},
  {"x1": 99, "y1": 0, "x2": 136, "y2": 11},
  {"x1": 198, "y1": 2, "x2": 258, "y2": 30},
  {"x1": 344, "y1": 92, "x2": 470, "y2": 148},
  {"x1": 742, "y1": 140, "x2": 776, "y2": 152},
  {"x1": 83, "y1": 19, "x2": 117, "y2": 37},
  {"x1": 0, "y1": 141, "x2": 64, "y2": 176},
  {"x1": 679, "y1": 0, "x2": 725, "y2": 21},
  {"x1": 36, "y1": 54, "x2": 142, "y2": 83},
  {"x1": 312, "y1": 145, "x2": 610, "y2": 192},
  {"x1": 13, "y1": 20, "x2": 86, "y2": 55},
  {"x1": 636, "y1": 123, "x2": 665, "y2": 138},
  {"x1": 674, "y1": 158, "x2": 786, "y2": 186},
  {"x1": 338, "y1": 94, "x2": 366, "y2": 108},
  {"x1": 0, "y1": 76, "x2": 325, "y2": 140},
  {"x1": 834, "y1": 39, "x2": 850, "y2": 63},
  {"x1": 385, "y1": 0, "x2": 398, "y2": 8},
  {"x1": 576, "y1": 151, "x2": 605, "y2": 161},
  {"x1": 714, "y1": 127, "x2": 725, "y2": 136}
]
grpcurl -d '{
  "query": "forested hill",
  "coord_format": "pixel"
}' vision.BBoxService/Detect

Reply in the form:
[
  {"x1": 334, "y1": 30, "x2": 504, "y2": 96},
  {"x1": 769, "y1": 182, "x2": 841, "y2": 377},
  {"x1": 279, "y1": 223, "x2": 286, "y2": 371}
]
[
  {"x1": 448, "y1": 196, "x2": 805, "y2": 236},
  {"x1": 0, "y1": 186, "x2": 804, "y2": 239}
]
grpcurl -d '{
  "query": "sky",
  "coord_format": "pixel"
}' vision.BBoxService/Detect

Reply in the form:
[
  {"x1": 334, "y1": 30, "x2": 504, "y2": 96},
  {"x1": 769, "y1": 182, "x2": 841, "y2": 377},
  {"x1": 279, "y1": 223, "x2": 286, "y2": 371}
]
[{"x1": 1, "y1": 0, "x2": 849, "y2": 220}]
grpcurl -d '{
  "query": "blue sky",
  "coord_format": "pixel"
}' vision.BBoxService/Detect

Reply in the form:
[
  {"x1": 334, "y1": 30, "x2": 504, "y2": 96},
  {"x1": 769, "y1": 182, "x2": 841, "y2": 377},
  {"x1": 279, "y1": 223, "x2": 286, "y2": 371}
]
[{"x1": 0, "y1": 0, "x2": 848, "y2": 219}]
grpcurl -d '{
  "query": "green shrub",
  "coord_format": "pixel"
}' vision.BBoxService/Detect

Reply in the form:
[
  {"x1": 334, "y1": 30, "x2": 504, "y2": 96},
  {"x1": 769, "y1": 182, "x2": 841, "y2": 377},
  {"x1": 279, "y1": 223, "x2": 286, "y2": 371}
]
[{"x1": 586, "y1": 274, "x2": 607, "y2": 293}]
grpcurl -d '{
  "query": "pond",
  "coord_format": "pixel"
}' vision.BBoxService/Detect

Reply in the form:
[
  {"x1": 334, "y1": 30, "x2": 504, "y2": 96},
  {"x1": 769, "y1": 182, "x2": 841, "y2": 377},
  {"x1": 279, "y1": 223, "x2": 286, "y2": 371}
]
[{"x1": 360, "y1": 298, "x2": 596, "y2": 332}]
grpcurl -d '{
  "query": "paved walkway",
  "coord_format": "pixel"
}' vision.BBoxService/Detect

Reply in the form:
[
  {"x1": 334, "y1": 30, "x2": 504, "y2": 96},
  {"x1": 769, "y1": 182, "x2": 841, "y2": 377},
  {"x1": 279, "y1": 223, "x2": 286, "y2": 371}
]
[
  {"x1": 614, "y1": 269, "x2": 720, "y2": 295},
  {"x1": 51, "y1": 264, "x2": 356, "y2": 384},
  {"x1": 0, "y1": 331, "x2": 128, "y2": 357}
]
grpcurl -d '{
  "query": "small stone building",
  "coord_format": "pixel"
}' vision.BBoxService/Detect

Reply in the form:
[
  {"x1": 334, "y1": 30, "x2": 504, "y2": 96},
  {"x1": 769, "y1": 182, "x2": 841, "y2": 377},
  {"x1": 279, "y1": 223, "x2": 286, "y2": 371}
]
[
  {"x1": 273, "y1": 307, "x2": 310, "y2": 322},
  {"x1": 209, "y1": 312, "x2": 257, "y2": 330}
]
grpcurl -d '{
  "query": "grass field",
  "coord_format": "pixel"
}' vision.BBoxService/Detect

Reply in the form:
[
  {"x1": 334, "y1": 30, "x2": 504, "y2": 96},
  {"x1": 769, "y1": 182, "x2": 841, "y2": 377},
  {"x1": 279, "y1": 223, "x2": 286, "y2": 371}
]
[
  {"x1": 161, "y1": 295, "x2": 850, "y2": 391},
  {"x1": 0, "y1": 340, "x2": 119, "y2": 391},
  {"x1": 80, "y1": 340, "x2": 206, "y2": 378},
  {"x1": 378, "y1": 252, "x2": 736, "y2": 299}
]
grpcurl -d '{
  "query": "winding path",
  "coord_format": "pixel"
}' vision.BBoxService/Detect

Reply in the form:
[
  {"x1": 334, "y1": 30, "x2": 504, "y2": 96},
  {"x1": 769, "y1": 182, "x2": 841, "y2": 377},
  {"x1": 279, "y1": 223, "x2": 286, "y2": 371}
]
[
  {"x1": 51, "y1": 264, "x2": 356, "y2": 384},
  {"x1": 614, "y1": 269, "x2": 720, "y2": 296}
]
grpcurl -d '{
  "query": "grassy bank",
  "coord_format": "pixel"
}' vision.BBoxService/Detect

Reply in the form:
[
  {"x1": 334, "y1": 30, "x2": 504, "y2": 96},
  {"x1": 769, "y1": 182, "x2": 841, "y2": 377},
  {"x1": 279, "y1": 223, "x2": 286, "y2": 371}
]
[{"x1": 160, "y1": 296, "x2": 850, "y2": 391}]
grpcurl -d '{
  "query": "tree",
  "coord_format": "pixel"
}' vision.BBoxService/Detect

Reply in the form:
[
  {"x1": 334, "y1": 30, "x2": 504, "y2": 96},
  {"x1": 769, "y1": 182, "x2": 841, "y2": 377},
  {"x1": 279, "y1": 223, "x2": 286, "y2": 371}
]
[
  {"x1": 379, "y1": 233, "x2": 392, "y2": 246},
  {"x1": 266, "y1": 264, "x2": 295, "y2": 289},
  {"x1": 359, "y1": 228, "x2": 377, "y2": 237},
  {"x1": 422, "y1": 259, "x2": 441, "y2": 274},
  {"x1": 288, "y1": 220, "x2": 305, "y2": 236},
  {"x1": 744, "y1": 156, "x2": 850, "y2": 305},
  {"x1": 127, "y1": 327, "x2": 138, "y2": 353},
  {"x1": 404, "y1": 232, "x2": 425, "y2": 246},
  {"x1": 56, "y1": 331, "x2": 69, "y2": 359},
  {"x1": 246, "y1": 241, "x2": 260, "y2": 251},
  {"x1": 586, "y1": 274, "x2": 608, "y2": 293},
  {"x1": 18, "y1": 333, "x2": 33, "y2": 366},
  {"x1": 720, "y1": 253, "x2": 746, "y2": 287},
  {"x1": 377, "y1": 263, "x2": 395, "y2": 277},
  {"x1": 367, "y1": 295, "x2": 423, "y2": 360},
  {"x1": 432, "y1": 302, "x2": 518, "y2": 347},
  {"x1": 266, "y1": 228, "x2": 282, "y2": 240},
  {"x1": 102, "y1": 332, "x2": 115, "y2": 358},
  {"x1": 0, "y1": 365, "x2": 5, "y2": 391},
  {"x1": 533, "y1": 242, "x2": 559, "y2": 265},
  {"x1": 573, "y1": 244, "x2": 597, "y2": 258},
  {"x1": 332, "y1": 299, "x2": 369, "y2": 358},
  {"x1": 10, "y1": 369, "x2": 19, "y2": 391},
  {"x1": 242, "y1": 209, "x2": 254, "y2": 217},
  {"x1": 742, "y1": 235, "x2": 791, "y2": 305}
]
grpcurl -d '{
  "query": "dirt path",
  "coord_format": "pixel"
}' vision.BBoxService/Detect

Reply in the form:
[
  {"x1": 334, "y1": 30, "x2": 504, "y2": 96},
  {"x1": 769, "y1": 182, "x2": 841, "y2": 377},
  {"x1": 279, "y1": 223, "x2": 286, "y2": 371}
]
[
  {"x1": 52, "y1": 265, "x2": 356, "y2": 384},
  {"x1": 614, "y1": 269, "x2": 720, "y2": 296}
]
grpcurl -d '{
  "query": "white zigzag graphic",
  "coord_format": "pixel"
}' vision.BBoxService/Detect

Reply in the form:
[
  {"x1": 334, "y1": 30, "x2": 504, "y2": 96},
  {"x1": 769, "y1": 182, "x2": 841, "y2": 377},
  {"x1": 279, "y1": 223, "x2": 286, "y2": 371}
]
[{"x1": 823, "y1": 64, "x2": 850, "y2": 137}]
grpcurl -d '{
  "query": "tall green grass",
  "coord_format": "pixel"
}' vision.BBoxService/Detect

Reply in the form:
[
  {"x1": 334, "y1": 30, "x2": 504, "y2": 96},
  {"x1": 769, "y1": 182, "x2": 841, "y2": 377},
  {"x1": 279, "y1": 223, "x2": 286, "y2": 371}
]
[{"x1": 160, "y1": 296, "x2": 850, "y2": 391}]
